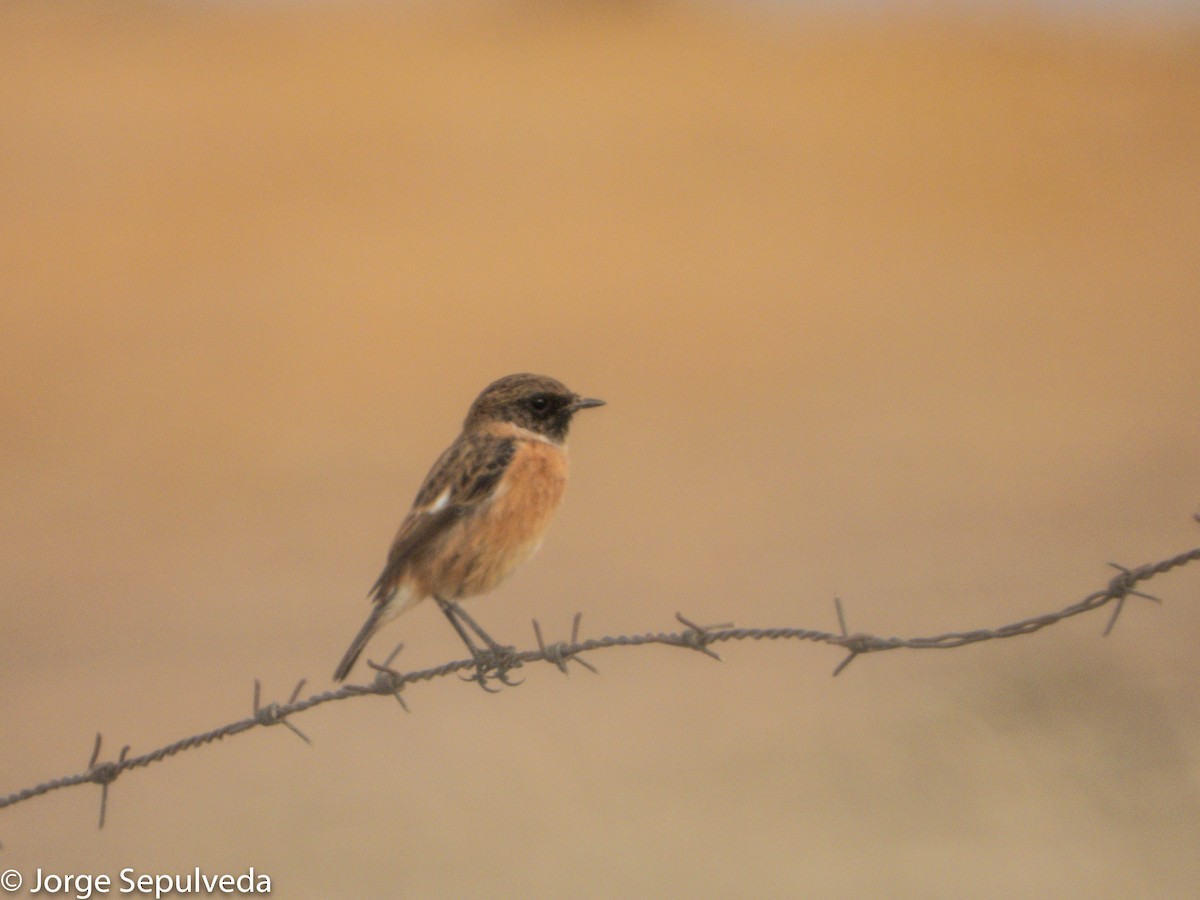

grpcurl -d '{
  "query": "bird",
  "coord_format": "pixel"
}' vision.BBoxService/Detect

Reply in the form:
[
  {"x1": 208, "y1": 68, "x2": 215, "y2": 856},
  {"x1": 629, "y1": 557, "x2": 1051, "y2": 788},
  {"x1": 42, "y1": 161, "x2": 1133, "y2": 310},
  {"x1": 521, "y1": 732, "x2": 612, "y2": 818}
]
[{"x1": 333, "y1": 373, "x2": 604, "y2": 683}]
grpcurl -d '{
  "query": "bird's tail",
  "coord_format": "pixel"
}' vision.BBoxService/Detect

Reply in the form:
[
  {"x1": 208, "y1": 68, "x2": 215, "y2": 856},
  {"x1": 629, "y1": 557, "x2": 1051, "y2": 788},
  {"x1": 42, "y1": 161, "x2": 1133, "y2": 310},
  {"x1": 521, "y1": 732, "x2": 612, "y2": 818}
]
[{"x1": 333, "y1": 602, "x2": 388, "y2": 682}]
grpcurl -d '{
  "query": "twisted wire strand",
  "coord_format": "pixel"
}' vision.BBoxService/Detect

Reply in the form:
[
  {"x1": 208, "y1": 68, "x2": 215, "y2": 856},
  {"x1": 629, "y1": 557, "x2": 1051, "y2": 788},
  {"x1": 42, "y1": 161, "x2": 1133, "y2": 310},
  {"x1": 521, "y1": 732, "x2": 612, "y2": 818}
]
[{"x1": 2, "y1": 544, "x2": 1197, "y2": 824}]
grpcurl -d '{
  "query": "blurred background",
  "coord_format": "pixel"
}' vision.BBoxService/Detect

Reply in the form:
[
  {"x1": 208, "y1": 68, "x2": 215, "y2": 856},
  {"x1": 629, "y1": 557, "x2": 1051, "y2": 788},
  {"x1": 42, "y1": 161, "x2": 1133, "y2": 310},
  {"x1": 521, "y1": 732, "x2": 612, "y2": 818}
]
[{"x1": 2, "y1": 1, "x2": 1198, "y2": 896}]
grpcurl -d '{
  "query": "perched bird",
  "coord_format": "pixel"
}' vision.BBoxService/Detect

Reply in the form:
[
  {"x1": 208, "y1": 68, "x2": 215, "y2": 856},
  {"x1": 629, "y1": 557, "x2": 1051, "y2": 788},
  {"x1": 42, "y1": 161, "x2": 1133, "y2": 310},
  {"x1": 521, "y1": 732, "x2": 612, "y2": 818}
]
[{"x1": 333, "y1": 373, "x2": 604, "y2": 682}]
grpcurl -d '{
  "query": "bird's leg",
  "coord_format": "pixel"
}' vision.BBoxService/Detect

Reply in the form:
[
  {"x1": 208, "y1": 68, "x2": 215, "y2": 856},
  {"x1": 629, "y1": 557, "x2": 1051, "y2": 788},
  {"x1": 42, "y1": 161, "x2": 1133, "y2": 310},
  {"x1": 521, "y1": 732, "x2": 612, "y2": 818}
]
[
  {"x1": 445, "y1": 601, "x2": 507, "y2": 653},
  {"x1": 434, "y1": 596, "x2": 522, "y2": 689},
  {"x1": 446, "y1": 600, "x2": 522, "y2": 684},
  {"x1": 435, "y1": 595, "x2": 483, "y2": 657}
]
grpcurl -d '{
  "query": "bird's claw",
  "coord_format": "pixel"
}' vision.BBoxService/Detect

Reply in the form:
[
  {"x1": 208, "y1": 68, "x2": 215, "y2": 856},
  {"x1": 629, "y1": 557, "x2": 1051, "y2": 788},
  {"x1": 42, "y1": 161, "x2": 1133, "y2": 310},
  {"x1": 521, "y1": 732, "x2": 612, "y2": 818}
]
[{"x1": 458, "y1": 645, "x2": 524, "y2": 691}]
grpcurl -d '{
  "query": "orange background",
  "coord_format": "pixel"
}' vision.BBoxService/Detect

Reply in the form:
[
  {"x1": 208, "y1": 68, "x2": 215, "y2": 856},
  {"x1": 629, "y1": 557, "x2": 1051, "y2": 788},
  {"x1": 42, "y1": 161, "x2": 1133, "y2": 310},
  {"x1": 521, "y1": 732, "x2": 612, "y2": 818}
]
[{"x1": 2, "y1": 3, "x2": 1199, "y2": 896}]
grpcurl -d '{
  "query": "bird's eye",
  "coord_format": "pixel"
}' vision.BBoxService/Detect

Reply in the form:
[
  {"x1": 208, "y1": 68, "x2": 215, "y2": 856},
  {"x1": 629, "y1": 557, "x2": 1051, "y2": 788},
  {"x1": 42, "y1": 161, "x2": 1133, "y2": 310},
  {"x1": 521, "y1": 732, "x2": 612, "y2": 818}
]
[{"x1": 528, "y1": 394, "x2": 551, "y2": 413}]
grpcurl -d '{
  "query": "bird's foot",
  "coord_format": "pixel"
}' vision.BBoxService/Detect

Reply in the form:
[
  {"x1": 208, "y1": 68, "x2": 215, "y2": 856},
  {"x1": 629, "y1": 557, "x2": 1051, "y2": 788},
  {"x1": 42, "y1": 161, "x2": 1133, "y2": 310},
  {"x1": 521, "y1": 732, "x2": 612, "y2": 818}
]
[{"x1": 461, "y1": 644, "x2": 523, "y2": 692}]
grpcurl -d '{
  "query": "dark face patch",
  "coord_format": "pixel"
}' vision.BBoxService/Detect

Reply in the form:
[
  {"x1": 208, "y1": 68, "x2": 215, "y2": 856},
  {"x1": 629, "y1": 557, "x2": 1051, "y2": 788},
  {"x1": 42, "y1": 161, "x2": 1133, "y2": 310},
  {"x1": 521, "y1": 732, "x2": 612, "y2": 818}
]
[{"x1": 464, "y1": 373, "x2": 597, "y2": 442}]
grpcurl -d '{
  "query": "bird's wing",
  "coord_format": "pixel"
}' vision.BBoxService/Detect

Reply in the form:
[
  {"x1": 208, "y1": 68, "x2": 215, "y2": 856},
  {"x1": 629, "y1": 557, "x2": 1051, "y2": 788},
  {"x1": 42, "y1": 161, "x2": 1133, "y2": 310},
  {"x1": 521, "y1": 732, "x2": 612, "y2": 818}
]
[{"x1": 368, "y1": 432, "x2": 516, "y2": 603}]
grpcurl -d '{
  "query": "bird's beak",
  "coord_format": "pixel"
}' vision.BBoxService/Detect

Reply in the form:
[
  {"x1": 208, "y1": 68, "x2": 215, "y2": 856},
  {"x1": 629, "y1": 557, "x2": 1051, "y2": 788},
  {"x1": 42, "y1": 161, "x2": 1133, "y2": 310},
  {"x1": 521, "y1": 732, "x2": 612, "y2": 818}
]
[{"x1": 569, "y1": 396, "x2": 605, "y2": 412}]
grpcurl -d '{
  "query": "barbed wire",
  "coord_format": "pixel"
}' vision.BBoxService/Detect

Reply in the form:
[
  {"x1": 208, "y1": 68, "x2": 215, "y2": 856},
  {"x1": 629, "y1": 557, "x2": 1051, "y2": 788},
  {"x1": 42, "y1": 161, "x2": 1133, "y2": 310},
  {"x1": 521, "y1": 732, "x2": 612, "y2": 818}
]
[{"x1": 2, "y1": 540, "x2": 1198, "y2": 830}]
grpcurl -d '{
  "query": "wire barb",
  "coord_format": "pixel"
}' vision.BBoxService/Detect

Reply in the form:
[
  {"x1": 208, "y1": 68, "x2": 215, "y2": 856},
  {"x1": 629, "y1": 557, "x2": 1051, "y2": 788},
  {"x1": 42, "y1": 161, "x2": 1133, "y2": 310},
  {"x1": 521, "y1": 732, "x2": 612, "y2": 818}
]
[
  {"x1": 674, "y1": 612, "x2": 728, "y2": 661},
  {"x1": 832, "y1": 637, "x2": 874, "y2": 677},
  {"x1": 533, "y1": 613, "x2": 599, "y2": 676},
  {"x1": 252, "y1": 679, "x2": 312, "y2": 746},
  {"x1": 831, "y1": 651, "x2": 858, "y2": 677},
  {"x1": 86, "y1": 734, "x2": 129, "y2": 829},
  {"x1": 367, "y1": 644, "x2": 410, "y2": 712},
  {"x1": 829, "y1": 597, "x2": 874, "y2": 676},
  {"x1": 834, "y1": 596, "x2": 849, "y2": 638},
  {"x1": 288, "y1": 679, "x2": 308, "y2": 704},
  {"x1": 1102, "y1": 562, "x2": 1164, "y2": 636},
  {"x1": 564, "y1": 612, "x2": 598, "y2": 673}
]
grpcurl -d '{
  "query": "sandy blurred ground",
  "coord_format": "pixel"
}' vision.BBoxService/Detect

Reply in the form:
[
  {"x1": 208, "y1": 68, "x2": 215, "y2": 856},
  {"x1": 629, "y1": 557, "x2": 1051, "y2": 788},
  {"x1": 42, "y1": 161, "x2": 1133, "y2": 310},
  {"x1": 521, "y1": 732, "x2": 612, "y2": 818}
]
[{"x1": 2, "y1": 1, "x2": 1199, "y2": 896}]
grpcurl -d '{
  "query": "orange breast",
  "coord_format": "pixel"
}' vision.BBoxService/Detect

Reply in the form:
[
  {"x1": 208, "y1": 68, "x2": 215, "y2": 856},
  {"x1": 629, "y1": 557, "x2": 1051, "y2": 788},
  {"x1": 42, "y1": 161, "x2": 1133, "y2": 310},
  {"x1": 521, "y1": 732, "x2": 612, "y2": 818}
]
[{"x1": 415, "y1": 438, "x2": 569, "y2": 600}]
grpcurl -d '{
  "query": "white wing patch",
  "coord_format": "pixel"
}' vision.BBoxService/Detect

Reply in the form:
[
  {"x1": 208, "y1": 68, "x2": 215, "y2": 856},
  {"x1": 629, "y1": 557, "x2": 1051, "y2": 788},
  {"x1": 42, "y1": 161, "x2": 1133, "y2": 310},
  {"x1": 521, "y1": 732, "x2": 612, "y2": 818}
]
[{"x1": 427, "y1": 486, "x2": 452, "y2": 512}]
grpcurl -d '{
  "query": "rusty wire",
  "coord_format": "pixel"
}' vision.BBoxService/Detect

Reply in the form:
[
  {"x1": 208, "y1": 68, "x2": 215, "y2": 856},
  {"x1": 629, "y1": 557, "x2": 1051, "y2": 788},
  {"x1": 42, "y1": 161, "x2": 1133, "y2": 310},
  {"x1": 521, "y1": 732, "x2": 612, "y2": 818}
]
[{"x1": 1, "y1": 542, "x2": 1197, "y2": 829}]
